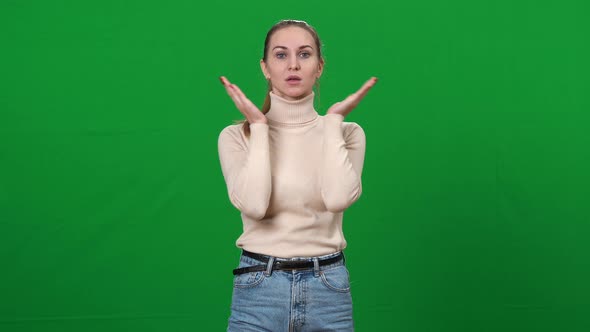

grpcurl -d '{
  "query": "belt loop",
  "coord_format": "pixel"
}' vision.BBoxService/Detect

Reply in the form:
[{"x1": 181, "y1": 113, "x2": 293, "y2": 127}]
[
  {"x1": 313, "y1": 257, "x2": 320, "y2": 277},
  {"x1": 264, "y1": 256, "x2": 275, "y2": 277},
  {"x1": 342, "y1": 252, "x2": 346, "y2": 265}
]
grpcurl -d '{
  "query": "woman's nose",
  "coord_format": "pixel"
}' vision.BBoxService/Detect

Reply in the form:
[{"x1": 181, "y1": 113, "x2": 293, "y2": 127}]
[{"x1": 288, "y1": 57, "x2": 300, "y2": 70}]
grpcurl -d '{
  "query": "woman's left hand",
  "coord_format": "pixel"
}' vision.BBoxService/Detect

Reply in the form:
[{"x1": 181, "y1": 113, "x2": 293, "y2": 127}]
[{"x1": 326, "y1": 77, "x2": 378, "y2": 118}]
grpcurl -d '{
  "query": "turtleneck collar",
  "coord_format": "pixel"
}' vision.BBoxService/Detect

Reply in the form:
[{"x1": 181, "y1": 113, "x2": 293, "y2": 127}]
[{"x1": 265, "y1": 91, "x2": 319, "y2": 126}]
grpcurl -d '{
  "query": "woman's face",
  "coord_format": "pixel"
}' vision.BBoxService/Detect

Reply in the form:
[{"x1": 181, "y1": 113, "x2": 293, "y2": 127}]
[{"x1": 260, "y1": 26, "x2": 324, "y2": 101}]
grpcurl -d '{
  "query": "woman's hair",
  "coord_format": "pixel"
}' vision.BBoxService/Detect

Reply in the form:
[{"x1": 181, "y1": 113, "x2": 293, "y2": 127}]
[{"x1": 235, "y1": 19, "x2": 324, "y2": 137}]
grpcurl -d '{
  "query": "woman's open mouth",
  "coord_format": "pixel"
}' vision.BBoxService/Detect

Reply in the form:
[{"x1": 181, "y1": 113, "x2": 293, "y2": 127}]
[{"x1": 286, "y1": 76, "x2": 302, "y2": 85}]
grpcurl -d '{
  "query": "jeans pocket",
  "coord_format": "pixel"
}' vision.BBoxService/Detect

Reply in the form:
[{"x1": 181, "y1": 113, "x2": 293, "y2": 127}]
[
  {"x1": 233, "y1": 271, "x2": 266, "y2": 288},
  {"x1": 233, "y1": 258, "x2": 267, "y2": 289},
  {"x1": 319, "y1": 265, "x2": 351, "y2": 293}
]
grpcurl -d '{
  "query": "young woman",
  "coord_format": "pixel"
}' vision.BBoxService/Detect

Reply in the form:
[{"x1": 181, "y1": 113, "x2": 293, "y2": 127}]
[{"x1": 218, "y1": 19, "x2": 377, "y2": 331}]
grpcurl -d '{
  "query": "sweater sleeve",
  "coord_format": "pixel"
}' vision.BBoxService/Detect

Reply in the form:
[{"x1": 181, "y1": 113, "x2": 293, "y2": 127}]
[
  {"x1": 218, "y1": 123, "x2": 272, "y2": 220},
  {"x1": 320, "y1": 113, "x2": 367, "y2": 212}
]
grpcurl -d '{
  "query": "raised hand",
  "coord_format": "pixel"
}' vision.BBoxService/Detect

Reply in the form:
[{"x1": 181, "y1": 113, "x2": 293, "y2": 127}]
[
  {"x1": 220, "y1": 76, "x2": 268, "y2": 124},
  {"x1": 326, "y1": 77, "x2": 378, "y2": 118}
]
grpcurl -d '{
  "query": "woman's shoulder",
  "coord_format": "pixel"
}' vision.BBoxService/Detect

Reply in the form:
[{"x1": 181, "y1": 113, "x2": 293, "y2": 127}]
[
  {"x1": 321, "y1": 113, "x2": 363, "y2": 126},
  {"x1": 342, "y1": 121, "x2": 365, "y2": 142},
  {"x1": 319, "y1": 114, "x2": 365, "y2": 142},
  {"x1": 342, "y1": 120, "x2": 363, "y2": 130},
  {"x1": 219, "y1": 122, "x2": 243, "y2": 134},
  {"x1": 218, "y1": 123, "x2": 246, "y2": 145},
  {"x1": 330, "y1": 116, "x2": 365, "y2": 136}
]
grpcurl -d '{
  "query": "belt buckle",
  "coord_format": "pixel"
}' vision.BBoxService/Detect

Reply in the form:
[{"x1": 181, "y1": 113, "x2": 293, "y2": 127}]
[{"x1": 274, "y1": 259, "x2": 312, "y2": 271}]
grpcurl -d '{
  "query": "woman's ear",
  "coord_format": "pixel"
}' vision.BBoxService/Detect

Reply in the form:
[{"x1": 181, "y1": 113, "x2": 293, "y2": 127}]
[
  {"x1": 260, "y1": 59, "x2": 270, "y2": 79},
  {"x1": 316, "y1": 58, "x2": 325, "y2": 79}
]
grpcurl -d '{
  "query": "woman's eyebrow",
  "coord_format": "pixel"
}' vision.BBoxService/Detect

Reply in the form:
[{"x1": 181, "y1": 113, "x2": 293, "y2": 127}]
[{"x1": 272, "y1": 45, "x2": 314, "y2": 51}]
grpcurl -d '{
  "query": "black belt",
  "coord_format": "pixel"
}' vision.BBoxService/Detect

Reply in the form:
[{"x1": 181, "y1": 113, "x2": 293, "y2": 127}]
[{"x1": 233, "y1": 250, "x2": 344, "y2": 275}]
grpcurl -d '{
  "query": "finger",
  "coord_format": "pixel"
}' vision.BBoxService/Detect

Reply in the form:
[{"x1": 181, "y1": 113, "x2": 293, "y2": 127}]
[
  {"x1": 221, "y1": 78, "x2": 237, "y2": 100},
  {"x1": 227, "y1": 84, "x2": 245, "y2": 110},
  {"x1": 343, "y1": 77, "x2": 376, "y2": 108},
  {"x1": 220, "y1": 76, "x2": 231, "y2": 87},
  {"x1": 221, "y1": 78, "x2": 245, "y2": 110},
  {"x1": 229, "y1": 83, "x2": 253, "y2": 112},
  {"x1": 221, "y1": 76, "x2": 239, "y2": 98},
  {"x1": 230, "y1": 83, "x2": 248, "y2": 102},
  {"x1": 354, "y1": 77, "x2": 377, "y2": 99},
  {"x1": 220, "y1": 76, "x2": 235, "y2": 97}
]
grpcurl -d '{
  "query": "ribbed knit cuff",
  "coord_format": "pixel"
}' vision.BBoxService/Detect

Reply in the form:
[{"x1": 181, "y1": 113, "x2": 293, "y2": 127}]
[
  {"x1": 324, "y1": 113, "x2": 345, "y2": 123},
  {"x1": 249, "y1": 122, "x2": 269, "y2": 140}
]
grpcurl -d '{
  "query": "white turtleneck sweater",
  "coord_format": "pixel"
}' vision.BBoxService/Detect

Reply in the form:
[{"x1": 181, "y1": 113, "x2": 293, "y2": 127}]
[{"x1": 217, "y1": 91, "x2": 366, "y2": 258}]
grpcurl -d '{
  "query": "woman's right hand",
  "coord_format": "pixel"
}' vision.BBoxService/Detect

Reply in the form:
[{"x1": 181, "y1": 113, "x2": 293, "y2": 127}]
[{"x1": 220, "y1": 76, "x2": 268, "y2": 125}]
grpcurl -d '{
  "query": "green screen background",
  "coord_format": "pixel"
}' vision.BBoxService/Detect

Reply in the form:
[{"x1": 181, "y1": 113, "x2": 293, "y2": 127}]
[{"x1": 1, "y1": 1, "x2": 589, "y2": 331}]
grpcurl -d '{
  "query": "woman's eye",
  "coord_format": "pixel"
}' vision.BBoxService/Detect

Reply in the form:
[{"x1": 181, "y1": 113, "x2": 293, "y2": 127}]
[{"x1": 275, "y1": 52, "x2": 310, "y2": 59}]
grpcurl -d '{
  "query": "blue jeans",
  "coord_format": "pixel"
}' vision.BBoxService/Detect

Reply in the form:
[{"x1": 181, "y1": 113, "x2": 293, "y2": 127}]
[{"x1": 227, "y1": 250, "x2": 354, "y2": 331}]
